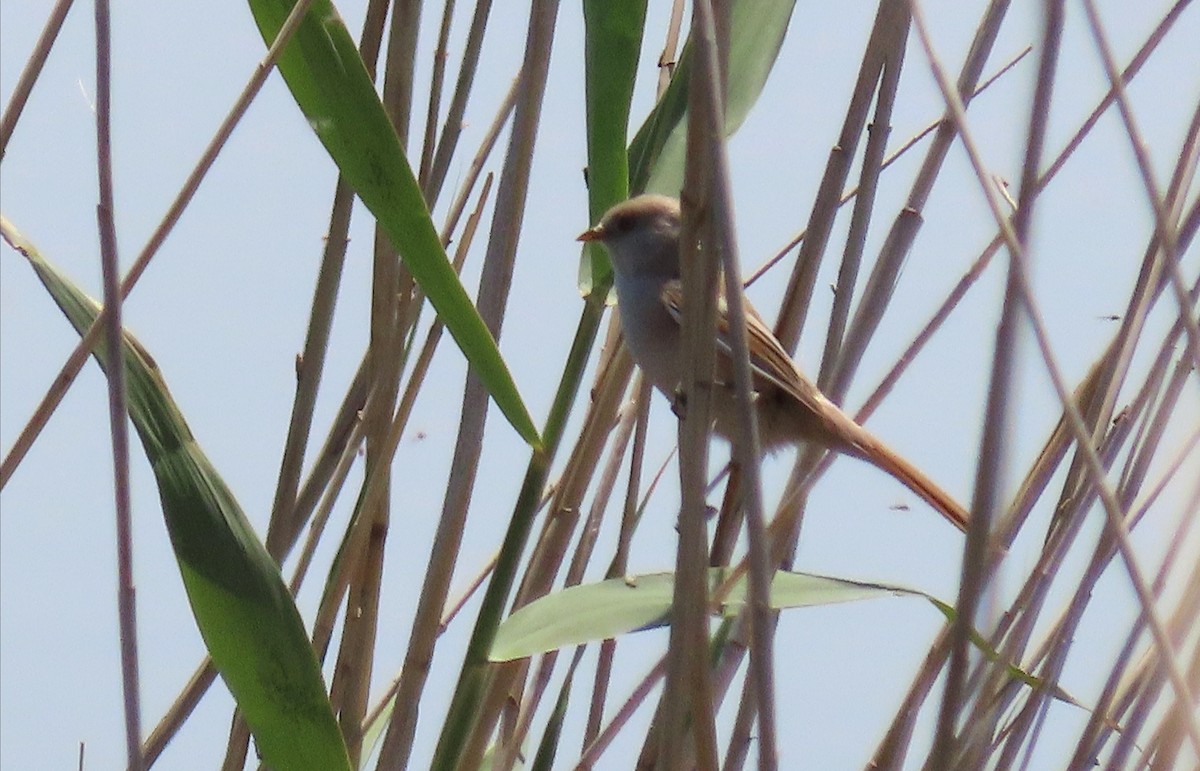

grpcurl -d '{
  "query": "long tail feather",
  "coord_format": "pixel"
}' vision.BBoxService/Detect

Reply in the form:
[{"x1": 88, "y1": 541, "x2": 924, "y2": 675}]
[{"x1": 853, "y1": 431, "x2": 970, "y2": 532}]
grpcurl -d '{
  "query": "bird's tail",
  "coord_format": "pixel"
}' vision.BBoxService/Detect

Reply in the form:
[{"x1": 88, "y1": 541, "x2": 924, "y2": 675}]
[{"x1": 851, "y1": 430, "x2": 970, "y2": 532}]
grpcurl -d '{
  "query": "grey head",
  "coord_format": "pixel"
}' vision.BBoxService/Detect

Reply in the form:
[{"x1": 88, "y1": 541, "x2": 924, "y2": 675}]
[{"x1": 577, "y1": 194, "x2": 682, "y2": 281}]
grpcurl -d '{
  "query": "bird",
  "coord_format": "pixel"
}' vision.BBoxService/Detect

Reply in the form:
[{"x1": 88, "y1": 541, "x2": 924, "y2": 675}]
[{"x1": 577, "y1": 194, "x2": 969, "y2": 532}]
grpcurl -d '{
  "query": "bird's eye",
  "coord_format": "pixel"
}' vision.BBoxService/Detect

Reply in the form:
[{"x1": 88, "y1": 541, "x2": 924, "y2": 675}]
[{"x1": 610, "y1": 212, "x2": 634, "y2": 234}]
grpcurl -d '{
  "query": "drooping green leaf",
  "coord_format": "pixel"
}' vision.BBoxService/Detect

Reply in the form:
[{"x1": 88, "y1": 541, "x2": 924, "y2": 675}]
[
  {"x1": 484, "y1": 557, "x2": 1089, "y2": 720},
  {"x1": 581, "y1": 0, "x2": 797, "y2": 297},
  {"x1": 579, "y1": 0, "x2": 649, "y2": 295},
  {"x1": 490, "y1": 569, "x2": 887, "y2": 661},
  {"x1": 924, "y1": 596, "x2": 1084, "y2": 706},
  {"x1": 246, "y1": 0, "x2": 541, "y2": 449},
  {"x1": 628, "y1": 0, "x2": 797, "y2": 196},
  {"x1": 5, "y1": 218, "x2": 351, "y2": 771},
  {"x1": 489, "y1": 572, "x2": 667, "y2": 661},
  {"x1": 488, "y1": 567, "x2": 1083, "y2": 714}
]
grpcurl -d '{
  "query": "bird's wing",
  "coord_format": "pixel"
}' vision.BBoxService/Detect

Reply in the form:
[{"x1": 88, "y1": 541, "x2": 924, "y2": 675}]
[
  {"x1": 659, "y1": 279, "x2": 820, "y2": 404},
  {"x1": 660, "y1": 281, "x2": 970, "y2": 531}
]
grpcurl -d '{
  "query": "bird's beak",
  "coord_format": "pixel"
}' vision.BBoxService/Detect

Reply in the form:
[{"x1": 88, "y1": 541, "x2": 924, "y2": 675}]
[{"x1": 576, "y1": 225, "x2": 604, "y2": 243}]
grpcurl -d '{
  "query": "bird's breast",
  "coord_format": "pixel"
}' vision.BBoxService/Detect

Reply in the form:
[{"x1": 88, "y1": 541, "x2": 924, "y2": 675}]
[{"x1": 613, "y1": 276, "x2": 682, "y2": 396}]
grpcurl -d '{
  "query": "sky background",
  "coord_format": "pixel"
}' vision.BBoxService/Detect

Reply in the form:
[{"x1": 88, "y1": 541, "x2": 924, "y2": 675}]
[{"x1": 2, "y1": 1, "x2": 1198, "y2": 768}]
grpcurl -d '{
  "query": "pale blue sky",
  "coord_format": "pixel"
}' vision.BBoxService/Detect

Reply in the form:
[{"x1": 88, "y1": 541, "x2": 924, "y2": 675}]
[{"x1": 2, "y1": 2, "x2": 1197, "y2": 768}]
